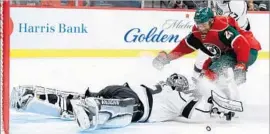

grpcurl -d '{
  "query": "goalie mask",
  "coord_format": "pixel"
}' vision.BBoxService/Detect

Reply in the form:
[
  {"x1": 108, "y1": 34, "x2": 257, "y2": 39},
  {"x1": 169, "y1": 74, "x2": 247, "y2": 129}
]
[{"x1": 166, "y1": 73, "x2": 189, "y2": 91}]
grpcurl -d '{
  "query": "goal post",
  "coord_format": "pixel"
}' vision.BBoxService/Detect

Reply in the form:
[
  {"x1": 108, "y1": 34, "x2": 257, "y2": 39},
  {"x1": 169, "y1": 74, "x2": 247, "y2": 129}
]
[{"x1": 1, "y1": 1, "x2": 10, "y2": 134}]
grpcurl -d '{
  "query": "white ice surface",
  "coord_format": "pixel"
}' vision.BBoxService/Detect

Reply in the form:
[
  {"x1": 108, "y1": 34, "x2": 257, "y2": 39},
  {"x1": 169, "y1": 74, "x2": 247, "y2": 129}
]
[{"x1": 10, "y1": 57, "x2": 269, "y2": 134}]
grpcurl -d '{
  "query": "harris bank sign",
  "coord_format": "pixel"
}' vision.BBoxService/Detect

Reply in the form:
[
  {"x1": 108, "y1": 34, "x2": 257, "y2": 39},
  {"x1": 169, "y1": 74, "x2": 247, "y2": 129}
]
[{"x1": 17, "y1": 23, "x2": 88, "y2": 34}]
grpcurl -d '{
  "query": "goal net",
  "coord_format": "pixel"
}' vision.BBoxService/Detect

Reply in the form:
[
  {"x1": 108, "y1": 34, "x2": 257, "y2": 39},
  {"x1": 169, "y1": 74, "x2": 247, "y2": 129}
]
[{"x1": 0, "y1": 1, "x2": 10, "y2": 134}]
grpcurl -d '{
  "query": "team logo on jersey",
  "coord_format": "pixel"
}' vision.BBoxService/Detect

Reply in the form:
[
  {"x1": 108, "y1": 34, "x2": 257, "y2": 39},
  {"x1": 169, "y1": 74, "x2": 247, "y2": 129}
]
[{"x1": 204, "y1": 43, "x2": 221, "y2": 58}]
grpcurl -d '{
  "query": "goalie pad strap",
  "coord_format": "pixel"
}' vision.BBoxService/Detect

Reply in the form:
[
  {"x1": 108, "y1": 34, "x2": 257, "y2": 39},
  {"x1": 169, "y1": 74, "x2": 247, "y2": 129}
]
[
  {"x1": 39, "y1": 94, "x2": 68, "y2": 113},
  {"x1": 182, "y1": 100, "x2": 198, "y2": 118},
  {"x1": 60, "y1": 96, "x2": 67, "y2": 112},
  {"x1": 143, "y1": 86, "x2": 154, "y2": 122}
]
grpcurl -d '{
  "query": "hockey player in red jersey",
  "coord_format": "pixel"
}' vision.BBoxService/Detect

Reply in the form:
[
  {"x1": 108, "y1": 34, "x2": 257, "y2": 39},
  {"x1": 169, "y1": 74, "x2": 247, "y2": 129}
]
[
  {"x1": 193, "y1": 4, "x2": 262, "y2": 79},
  {"x1": 153, "y1": 7, "x2": 258, "y2": 86}
]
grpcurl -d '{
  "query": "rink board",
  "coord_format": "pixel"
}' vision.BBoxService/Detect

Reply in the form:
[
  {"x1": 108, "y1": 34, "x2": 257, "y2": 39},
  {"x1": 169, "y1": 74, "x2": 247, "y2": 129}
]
[{"x1": 9, "y1": 7, "x2": 270, "y2": 59}]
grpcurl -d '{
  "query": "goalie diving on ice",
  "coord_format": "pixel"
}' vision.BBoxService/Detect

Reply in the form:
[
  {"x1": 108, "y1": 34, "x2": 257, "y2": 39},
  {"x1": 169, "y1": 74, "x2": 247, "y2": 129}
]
[{"x1": 10, "y1": 72, "x2": 243, "y2": 131}]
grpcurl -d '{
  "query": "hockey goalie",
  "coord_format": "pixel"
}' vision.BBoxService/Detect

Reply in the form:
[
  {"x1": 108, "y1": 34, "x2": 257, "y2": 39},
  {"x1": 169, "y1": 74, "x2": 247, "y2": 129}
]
[{"x1": 11, "y1": 72, "x2": 243, "y2": 131}]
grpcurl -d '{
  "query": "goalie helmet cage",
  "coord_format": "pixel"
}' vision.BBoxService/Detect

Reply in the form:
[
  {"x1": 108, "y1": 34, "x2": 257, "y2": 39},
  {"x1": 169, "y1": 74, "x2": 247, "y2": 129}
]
[{"x1": 0, "y1": 1, "x2": 10, "y2": 134}]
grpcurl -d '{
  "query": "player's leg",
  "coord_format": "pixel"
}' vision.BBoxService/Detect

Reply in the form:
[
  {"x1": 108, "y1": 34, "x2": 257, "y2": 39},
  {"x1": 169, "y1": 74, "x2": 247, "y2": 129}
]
[
  {"x1": 10, "y1": 85, "x2": 81, "y2": 120},
  {"x1": 208, "y1": 49, "x2": 258, "y2": 84},
  {"x1": 201, "y1": 49, "x2": 258, "y2": 100},
  {"x1": 202, "y1": 52, "x2": 238, "y2": 100},
  {"x1": 247, "y1": 48, "x2": 258, "y2": 66},
  {"x1": 70, "y1": 85, "x2": 143, "y2": 131}
]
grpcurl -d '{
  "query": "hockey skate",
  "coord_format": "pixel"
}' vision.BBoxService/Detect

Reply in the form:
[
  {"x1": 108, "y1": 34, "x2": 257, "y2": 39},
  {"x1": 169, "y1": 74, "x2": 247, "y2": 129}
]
[{"x1": 70, "y1": 97, "x2": 99, "y2": 131}]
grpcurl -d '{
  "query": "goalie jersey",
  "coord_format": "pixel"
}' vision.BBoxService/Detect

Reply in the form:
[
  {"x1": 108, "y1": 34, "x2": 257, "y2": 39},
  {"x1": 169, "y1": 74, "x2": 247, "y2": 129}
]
[{"x1": 130, "y1": 82, "x2": 201, "y2": 122}]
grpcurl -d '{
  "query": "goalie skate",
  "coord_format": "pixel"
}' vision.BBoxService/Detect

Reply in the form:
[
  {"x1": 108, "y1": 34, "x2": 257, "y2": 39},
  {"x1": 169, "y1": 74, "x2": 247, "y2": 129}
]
[{"x1": 70, "y1": 97, "x2": 99, "y2": 131}]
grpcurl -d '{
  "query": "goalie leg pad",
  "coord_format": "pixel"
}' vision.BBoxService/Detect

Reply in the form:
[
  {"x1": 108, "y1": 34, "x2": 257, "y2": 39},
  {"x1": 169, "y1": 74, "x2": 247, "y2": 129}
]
[
  {"x1": 11, "y1": 86, "x2": 62, "y2": 117},
  {"x1": 11, "y1": 85, "x2": 80, "y2": 120},
  {"x1": 71, "y1": 97, "x2": 135, "y2": 131},
  {"x1": 96, "y1": 98, "x2": 134, "y2": 129},
  {"x1": 24, "y1": 97, "x2": 62, "y2": 117},
  {"x1": 71, "y1": 98, "x2": 99, "y2": 131}
]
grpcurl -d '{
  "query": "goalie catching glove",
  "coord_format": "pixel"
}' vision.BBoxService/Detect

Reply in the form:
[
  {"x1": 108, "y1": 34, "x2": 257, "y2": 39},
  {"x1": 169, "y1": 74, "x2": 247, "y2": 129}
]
[{"x1": 152, "y1": 51, "x2": 171, "y2": 70}]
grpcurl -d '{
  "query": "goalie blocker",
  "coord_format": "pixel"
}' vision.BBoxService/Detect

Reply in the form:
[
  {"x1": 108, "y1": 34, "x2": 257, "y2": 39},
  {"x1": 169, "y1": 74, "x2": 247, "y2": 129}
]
[{"x1": 10, "y1": 73, "x2": 244, "y2": 131}]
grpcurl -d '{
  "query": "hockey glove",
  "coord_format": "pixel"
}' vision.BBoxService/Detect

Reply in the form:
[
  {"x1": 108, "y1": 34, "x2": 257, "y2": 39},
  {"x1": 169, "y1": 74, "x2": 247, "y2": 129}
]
[
  {"x1": 203, "y1": 69, "x2": 217, "y2": 81},
  {"x1": 152, "y1": 51, "x2": 170, "y2": 70},
  {"x1": 233, "y1": 63, "x2": 247, "y2": 85}
]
